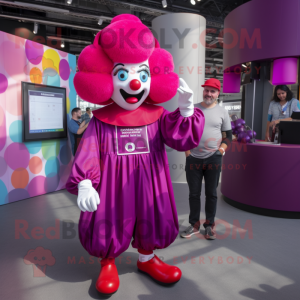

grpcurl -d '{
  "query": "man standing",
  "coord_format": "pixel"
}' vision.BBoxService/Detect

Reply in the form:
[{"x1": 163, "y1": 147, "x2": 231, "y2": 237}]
[
  {"x1": 81, "y1": 107, "x2": 93, "y2": 124},
  {"x1": 68, "y1": 107, "x2": 89, "y2": 156},
  {"x1": 180, "y1": 78, "x2": 232, "y2": 240}
]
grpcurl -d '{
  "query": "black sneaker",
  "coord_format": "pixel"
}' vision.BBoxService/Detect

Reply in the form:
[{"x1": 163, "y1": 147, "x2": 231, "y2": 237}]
[
  {"x1": 180, "y1": 225, "x2": 200, "y2": 238},
  {"x1": 204, "y1": 226, "x2": 216, "y2": 240}
]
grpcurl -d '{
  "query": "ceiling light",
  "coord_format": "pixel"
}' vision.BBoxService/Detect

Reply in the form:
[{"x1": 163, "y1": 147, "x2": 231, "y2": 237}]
[
  {"x1": 162, "y1": 0, "x2": 167, "y2": 8},
  {"x1": 61, "y1": 41, "x2": 65, "y2": 48},
  {"x1": 67, "y1": 0, "x2": 72, "y2": 4},
  {"x1": 33, "y1": 22, "x2": 38, "y2": 34},
  {"x1": 242, "y1": 64, "x2": 247, "y2": 68},
  {"x1": 98, "y1": 17, "x2": 103, "y2": 25},
  {"x1": 191, "y1": 0, "x2": 196, "y2": 5}
]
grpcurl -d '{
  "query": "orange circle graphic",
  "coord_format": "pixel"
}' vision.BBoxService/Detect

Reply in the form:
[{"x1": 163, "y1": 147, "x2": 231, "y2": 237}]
[
  {"x1": 29, "y1": 156, "x2": 43, "y2": 174},
  {"x1": 11, "y1": 168, "x2": 29, "y2": 189}
]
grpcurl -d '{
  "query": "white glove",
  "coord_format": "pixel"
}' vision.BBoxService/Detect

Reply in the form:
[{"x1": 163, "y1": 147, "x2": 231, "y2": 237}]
[
  {"x1": 177, "y1": 78, "x2": 194, "y2": 117},
  {"x1": 77, "y1": 179, "x2": 100, "y2": 212}
]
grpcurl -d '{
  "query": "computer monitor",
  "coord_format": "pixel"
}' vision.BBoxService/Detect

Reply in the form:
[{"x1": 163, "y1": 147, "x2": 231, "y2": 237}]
[
  {"x1": 291, "y1": 111, "x2": 300, "y2": 120},
  {"x1": 279, "y1": 121, "x2": 300, "y2": 145},
  {"x1": 22, "y1": 82, "x2": 67, "y2": 142}
]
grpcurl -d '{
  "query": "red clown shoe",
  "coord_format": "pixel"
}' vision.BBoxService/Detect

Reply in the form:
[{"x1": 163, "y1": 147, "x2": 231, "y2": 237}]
[
  {"x1": 96, "y1": 258, "x2": 120, "y2": 295},
  {"x1": 137, "y1": 255, "x2": 182, "y2": 285}
]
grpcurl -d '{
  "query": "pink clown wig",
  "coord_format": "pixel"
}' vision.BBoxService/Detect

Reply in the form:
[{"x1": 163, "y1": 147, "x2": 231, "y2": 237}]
[{"x1": 74, "y1": 14, "x2": 179, "y2": 106}]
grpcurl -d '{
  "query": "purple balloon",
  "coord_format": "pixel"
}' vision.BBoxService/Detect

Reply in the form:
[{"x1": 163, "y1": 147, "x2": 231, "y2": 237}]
[
  {"x1": 236, "y1": 118, "x2": 245, "y2": 125},
  {"x1": 235, "y1": 120, "x2": 243, "y2": 128},
  {"x1": 242, "y1": 135, "x2": 251, "y2": 143},
  {"x1": 231, "y1": 121, "x2": 236, "y2": 130},
  {"x1": 231, "y1": 114, "x2": 238, "y2": 121},
  {"x1": 237, "y1": 132, "x2": 246, "y2": 142},
  {"x1": 237, "y1": 126, "x2": 245, "y2": 133},
  {"x1": 247, "y1": 130, "x2": 257, "y2": 138}
]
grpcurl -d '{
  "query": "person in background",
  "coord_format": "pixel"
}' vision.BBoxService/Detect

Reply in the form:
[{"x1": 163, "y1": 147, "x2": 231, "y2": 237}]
[
  {"x1": 68, "y1": 107, "x2": 89, "y2": 156},
  {"x1": 265, "y1": 85, "x2": 300, "y2": 141},
  {"x1": 82, "y1": 107, "x2": 93, "y2": 124},
  {"x1": 180, "y1": 78, "x2": 232, "y2": 240}
]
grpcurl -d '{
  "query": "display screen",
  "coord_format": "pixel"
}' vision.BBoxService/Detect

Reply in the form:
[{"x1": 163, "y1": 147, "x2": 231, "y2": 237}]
[
  {"x1": 29, "y1": 91, "x2": 64, "y2": 133},
  {"x1": 22, "y1": 82, "x2": 67, "y2": 142}
]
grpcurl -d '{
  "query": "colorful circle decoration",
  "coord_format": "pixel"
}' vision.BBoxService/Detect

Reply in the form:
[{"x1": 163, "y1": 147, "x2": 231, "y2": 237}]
[
  {"x1": 59, "y1": 59, "x2": 70, "y2": 81},
  {"x1": 42, "y1": 140, "x2": 60, "y2": 160},
  {"x1": 0, "y1": 73, "x2": 8, "y2": 94},
  {"x1": 42, "y1": 49, "x2": 60, "y2": 74},
  {"x1": 0, "y1": 180, "x2": 8, "y2": 205},
  {"x1": 43, "y1": 68, "x2": 60, "y2": 87},
  {"x1": 29, "y1": 156, "x2": 43, "y2": 174},
  {"x1": 11, "y1": 168, "x2": 29, "y2": 189},
  {"x1": 0, "y1": 157, "x2": 7, "y2": 177},
  {"x1": 4, "y1": 143, "x2": 30, "y2": 170},
  {"x1": 30, "y1": 67, "x2": 43, "y2": 84},
  {"x1": 45, "y1": 157, "x2": 60, "y2": 177},
  {"x1": 5, "y1": 188, "x2": 30, "y2": 203},
  {"x1": 60, "y1": 143, "x2": 72, "y2": 165},
  {"x1": 25, "y1": 40, "x2": 44, "y2": 65},
  {"x1": 9, "y1": 120, "x2": 22, "y2": 143},
  {"x1": 25, "y1": 141, "x2": 42, "y2": 154},
  {"x1": 44, "y1": 174, "x2": 60, "y2": 192},
  {"x1": 27, "y1": 176, "x2": 46, "y2": 197}
]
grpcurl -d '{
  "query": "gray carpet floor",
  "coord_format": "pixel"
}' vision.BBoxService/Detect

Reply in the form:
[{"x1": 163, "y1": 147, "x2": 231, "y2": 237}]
[{"x1": 1, "y1": 182, "x2": 299, "y2": 300}]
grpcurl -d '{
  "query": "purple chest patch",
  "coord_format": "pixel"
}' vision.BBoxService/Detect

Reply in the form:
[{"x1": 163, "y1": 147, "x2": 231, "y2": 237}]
[{"x1": 116, "y1": 125, "x2": 150, "y2": 155}]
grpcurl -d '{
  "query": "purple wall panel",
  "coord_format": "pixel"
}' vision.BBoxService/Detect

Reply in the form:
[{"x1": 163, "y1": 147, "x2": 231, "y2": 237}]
[{"x1": 224, "y1": 0, "x2": 300, "y2": 68}]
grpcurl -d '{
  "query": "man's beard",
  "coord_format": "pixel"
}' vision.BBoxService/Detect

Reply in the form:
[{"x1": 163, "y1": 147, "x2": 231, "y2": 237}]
[{"x1": 203, "y1": 97, "x2": 216, "y2": 106}]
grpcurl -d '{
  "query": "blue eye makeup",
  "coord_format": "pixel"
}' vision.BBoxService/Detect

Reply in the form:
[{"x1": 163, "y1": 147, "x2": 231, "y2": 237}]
[
  {"x1": 139, "y1": 70, "x2": 149, "y2": 82},
  {"x1": 138, "y1": 68, "x2": 150, "y2": 83},
  {"x1": 116, "y1": 69, "x2": 128, "y2": 81}
]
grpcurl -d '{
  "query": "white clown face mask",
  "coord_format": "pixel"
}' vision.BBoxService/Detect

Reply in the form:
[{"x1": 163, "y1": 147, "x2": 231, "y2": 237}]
[{"x1": 111, "y1": 60, "x2": 151, "y2": 111}]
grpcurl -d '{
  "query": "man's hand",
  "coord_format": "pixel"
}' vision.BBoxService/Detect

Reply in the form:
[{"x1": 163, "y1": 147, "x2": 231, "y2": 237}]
[{"x1": 178, "y1": 78, "x2": 194, "y2": 117}]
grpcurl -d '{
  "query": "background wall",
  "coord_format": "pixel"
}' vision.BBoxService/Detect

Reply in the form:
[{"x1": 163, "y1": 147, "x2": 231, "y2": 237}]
[{"x1": 0, "y1": 30, "x2": 76, "y2": 205}]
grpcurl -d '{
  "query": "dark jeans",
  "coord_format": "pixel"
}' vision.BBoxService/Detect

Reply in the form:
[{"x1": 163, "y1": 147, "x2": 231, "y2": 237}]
[{"x1": 185, "y1": 151, "x2": 222, "y2": 229}]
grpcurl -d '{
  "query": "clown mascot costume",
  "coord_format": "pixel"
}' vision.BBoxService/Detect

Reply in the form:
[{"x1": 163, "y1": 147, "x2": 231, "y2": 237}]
[{"x1": 66, "y1": 14, "x2": 204, "y2": 295}]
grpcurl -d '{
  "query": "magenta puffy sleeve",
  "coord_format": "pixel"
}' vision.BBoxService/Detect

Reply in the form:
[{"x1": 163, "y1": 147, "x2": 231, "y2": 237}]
[
  {"x1": 66, "y1": 117, "x2": 101, "y2": 195},
  {"x1": 160, "y1": 107, "x2": 205, "y2": 151}
]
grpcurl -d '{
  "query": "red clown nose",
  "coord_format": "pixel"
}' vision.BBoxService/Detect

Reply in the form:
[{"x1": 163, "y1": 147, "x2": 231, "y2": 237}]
[{"x1": 130, "y1": 79, "x2": 141, "y2": 91}]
